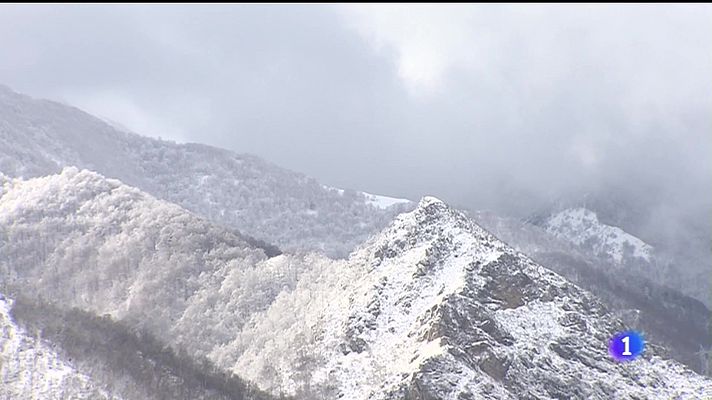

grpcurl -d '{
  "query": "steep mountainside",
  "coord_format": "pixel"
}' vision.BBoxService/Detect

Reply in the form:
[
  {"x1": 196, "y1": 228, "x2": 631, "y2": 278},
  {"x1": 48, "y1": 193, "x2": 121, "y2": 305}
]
[
  {"x1": 4, "y1": 294, "x2": 274, "y2": 400},
  {"x1": 544, "y1": 208, "x2": 653, "y2": 264},
  {"x1": 212, "y1": 198, "x2": 712, "y2": 399},
  {"x1": 0, "y1": 168, "x2": 319, "y2": 361},
  {"x1": 473, "y1": 210, "x2": 711, "y2": 375},
  {"x1": 0, "y1": 295, "x2": 118, "y2": 400},
  {"x1": 534, "y1": 200, "x2": 712, "y2": 308},
  {"x1": 0, "y1": 85, "x2": 412, "y2": 257},
  {"x1": 1, "y1": 171, "x2": 710, "y2": 398},
  {"x1": 542, "y1": 207, "x2": 711, "y2": 308},
  {"x1": 0, "y1": 85, "x2": 708, "y2": 397}
]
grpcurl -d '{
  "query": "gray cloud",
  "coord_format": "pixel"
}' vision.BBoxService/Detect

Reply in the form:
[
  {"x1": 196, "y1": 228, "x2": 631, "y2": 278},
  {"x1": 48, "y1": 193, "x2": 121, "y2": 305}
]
[{"x1": 1, "y1": 4, "x2": 710, "y2": 248}]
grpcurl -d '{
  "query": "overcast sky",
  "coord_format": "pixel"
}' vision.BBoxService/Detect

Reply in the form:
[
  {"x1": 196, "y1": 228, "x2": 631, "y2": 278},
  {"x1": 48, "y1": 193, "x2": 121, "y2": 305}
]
[{"x1": 1, "y1": 4, "x2": 710, "y2": 226}]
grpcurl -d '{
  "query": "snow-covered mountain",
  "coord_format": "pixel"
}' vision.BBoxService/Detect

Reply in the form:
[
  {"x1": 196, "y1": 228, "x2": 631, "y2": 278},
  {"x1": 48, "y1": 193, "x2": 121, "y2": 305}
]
[
  {"x1": 1, "y1": 169, "x2": 710, "y2": 398},
  {"x1": 213, "y1": 197, "x2": 712, "y2": 399},
  {"x1": 473, "y1": 209, "x2": 711, "y2": 376},
  {"x1": 532, "y1": 197, "x2": 712, "y2": 309},
  {"x1": 1, "y1": 292, "x2": 276, "y2": 400},
  {"x1": 0, "y1": 168, "x2": 314, "y2": 360},
  {"x1": 0, "y1": 84, "x2": 413, "y2": 257},
  {"x1": 0, "y1": 296, "x2": 116, "y2": 400},
  {"x1": 544, "y1": 207, "x2": 653, "y2": 265},
  {"x1": 2, "y1": 85, "x2": 710, "y2": 398},
  {"x1": 0, "y1": 169, "x2": 308, "y2": 399},
  {"x1": 539, "y1": 206, "x2": 712, "y2": 311}
]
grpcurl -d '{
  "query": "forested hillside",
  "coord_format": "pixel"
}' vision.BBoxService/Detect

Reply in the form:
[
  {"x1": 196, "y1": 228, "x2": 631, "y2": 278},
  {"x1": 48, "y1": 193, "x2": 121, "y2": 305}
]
[
  {"x1": 0, "y1": 168, "x2": 321, "y2": 360},
  {"x1": 6, "y1": 295, "x2": 276, "y2": 400},
  {"x1": 0, "y1": 85, "x2": 412, "y2": 258}
]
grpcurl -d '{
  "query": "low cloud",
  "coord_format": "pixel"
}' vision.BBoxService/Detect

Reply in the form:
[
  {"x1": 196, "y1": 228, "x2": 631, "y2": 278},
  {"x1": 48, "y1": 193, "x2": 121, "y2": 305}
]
[{"x1": 0, "y1": 4, "x2": 710, "y2": 248}]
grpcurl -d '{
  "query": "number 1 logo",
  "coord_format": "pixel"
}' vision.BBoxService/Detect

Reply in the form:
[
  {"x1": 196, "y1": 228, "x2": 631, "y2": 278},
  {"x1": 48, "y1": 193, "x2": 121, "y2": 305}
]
[
  {"x1": 609, "y1": 331, "x2": 644, "y2": 362},
  {"x1": 621, "y1": 336, "x2": 632, "y2": 356}
]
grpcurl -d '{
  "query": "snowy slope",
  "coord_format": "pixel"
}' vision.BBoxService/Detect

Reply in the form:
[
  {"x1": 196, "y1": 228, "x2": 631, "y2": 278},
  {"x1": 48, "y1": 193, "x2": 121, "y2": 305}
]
[
  {"x1": 0, "y1": 84, "x2": 412, "y2": 257},
  {"x1": 0, "y1": 168, "x2": 308, "y2": 360},
  {"x1": 544, "y1": 207, "x2": 653, "y2": 264},
  {"x1": 214, "y1": 198, "x2": 712, "y2": 399},
  {"x1": 1, "y1": 170, "x2": 709, "y2": 398},
  {"x1": 0, "y1": 169, "x2": 284, "y2": 399},
  {"x1": 363, "y1": 191, "x2": 412, "y2": 210},
  {"x1": 542, "y1": 207, "x2": 712, "y2": 309},
  {"x1": 0, "y1": 295, "x2": 117, "y2": 400},
  {"x1": 5, "y1": 295, "x2": 276, "y2": 400},
  {"x1": 0, "y1": 169, "x2": 343, "y2": 398},
  {"x1": 322, "y1": 185, "x2": 413, "y2": 209},
  {"x1": 473, "y1": 209, "x2": 711, "y2": 376},
  {"x1": 0, "y1": 169, "x2": 349, "y2": 395}
]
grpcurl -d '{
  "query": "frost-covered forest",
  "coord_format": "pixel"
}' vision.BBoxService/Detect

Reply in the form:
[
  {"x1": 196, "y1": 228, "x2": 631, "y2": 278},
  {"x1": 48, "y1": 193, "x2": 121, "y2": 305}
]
[
  {"x1": 4, "y1": 294, "x2": 274, "y2": 400},
  {"x1": 0, "y1": 84, "x2": 710, "y2": 398},
  {"x1": 2, "y1": 172, "x2": 710, "y2": 398},
  {"x1": 0, "y1": 169, "x2": 321, "y2": 360},
  {"x1": 0, "y1": 85, "x2": 412, "y2": 258}
]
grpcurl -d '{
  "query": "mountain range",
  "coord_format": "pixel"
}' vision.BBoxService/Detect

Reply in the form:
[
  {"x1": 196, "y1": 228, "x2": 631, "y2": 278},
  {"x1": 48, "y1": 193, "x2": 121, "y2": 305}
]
[
  {"x1": 1, "y1": 85, "x2": 710, "y2": 399},
  {"x1": 0, "y1": 84, "x2": 411, "y2": 258}
]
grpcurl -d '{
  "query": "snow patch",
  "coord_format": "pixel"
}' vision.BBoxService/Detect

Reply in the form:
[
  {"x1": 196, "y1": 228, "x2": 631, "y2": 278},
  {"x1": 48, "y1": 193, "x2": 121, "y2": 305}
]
[
  {"x1": 545, "y1": 208, "x2": 653, "y2": 264},
  {"x1": 363, "y1": 191, "x2": 412, "y2": 210}
]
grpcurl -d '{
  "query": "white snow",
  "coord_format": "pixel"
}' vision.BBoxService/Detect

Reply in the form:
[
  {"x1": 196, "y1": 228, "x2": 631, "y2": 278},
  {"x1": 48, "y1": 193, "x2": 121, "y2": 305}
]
[
  {"x1": 1, "y1": 167, "x2": 709, "y2": 399},
  {"x1": 322, "y1": 184, "x2": 345, "y2": 196},
  {"x1": 362, "y1": 191, "x2": 413, "y2": 210},
  {"x1": 0, "y1": 297, "x2": 115, "y2": 400},
  {"x1": 322, "y1": 184, "x2": 413, "y2": 210},
  {"x1": 218, "y1": 198, "x2": 711, "y2": 399},
  {"x1": 0, "y1": 86, "x2": 413, "y2": 258},
  {"x1": 545, "y1": 208, "x2": 653, "y2": 264},
  {"x1": 218, "y1": 198, "x2": 518, "y2": 398},
  {"x1": 495, "y1": 301, "x2": 567, "y2": 345}
]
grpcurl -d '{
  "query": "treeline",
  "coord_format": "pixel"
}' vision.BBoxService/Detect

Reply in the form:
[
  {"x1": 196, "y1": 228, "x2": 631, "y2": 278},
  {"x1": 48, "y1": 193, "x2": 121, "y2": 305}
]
[
  {"x1": 9, "y1": 294, "x2": 287, "y2": 400},
  {"x1": 233, "y1": 230, "x2": 282, "y2": 258}
]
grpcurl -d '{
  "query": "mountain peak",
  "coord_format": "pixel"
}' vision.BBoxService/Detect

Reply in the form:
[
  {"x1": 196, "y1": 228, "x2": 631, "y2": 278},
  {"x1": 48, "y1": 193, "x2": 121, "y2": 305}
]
[
  {"x1": 545, "y1": 207, "x2": 653, "y2": 264},
  {"x1": 408, "y1": 196, "x2": 464, "y2": 225},
  {"x1": 352, "y1": 196, "x2": 503, "y2": 268},
  {"x1": 418, "y1": 195, "x2": 445, "y2": 207},
  {"x1": 225, "y1": 197, "x2": 711, "y2": 399}
]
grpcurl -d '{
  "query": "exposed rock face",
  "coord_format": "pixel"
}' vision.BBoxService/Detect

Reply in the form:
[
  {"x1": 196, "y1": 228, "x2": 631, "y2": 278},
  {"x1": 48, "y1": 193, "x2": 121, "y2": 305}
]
[
  {"x1": 473, "y1": 209, "x2": 712, "y2": 375},
  {"x1": 230, "y1": 197, "x2": 712, "y2": 399},
  {"x1": 378, "y1": 199, "x2": 710, "y2": 399}
]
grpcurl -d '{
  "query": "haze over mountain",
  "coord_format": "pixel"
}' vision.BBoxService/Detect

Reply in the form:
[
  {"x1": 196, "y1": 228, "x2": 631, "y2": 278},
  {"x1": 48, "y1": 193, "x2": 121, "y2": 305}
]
[
  {"x1": 3, "y1": 81, "x2": 709, "y2": 312},
  {"x1": 541, "y1": 207, "x2": 710, "y2": 305},
  {"x1": 1, "y1": 4, "x2": 711, "y2": 399},
  {"x1": 1, "y1": 4, "x2": 709, "y2": 271},
  {"x1": 1, "y1": 83, "x2": 711, "y2": 396},
  {"x1": 0, "y1": 85, "x2": 412, "y2": 258}
]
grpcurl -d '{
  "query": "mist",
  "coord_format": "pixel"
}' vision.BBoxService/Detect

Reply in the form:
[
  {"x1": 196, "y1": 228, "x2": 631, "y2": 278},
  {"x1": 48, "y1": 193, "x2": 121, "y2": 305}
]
[{"x1": 1, "y1": 4, "x2": 710, "y2": 248}]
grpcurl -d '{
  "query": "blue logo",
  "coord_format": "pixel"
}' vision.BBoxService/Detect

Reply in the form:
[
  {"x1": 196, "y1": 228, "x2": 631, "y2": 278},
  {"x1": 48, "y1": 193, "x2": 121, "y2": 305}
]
[{"x1": 609, "y1": 330, "x2": 645, "y2": 362}]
